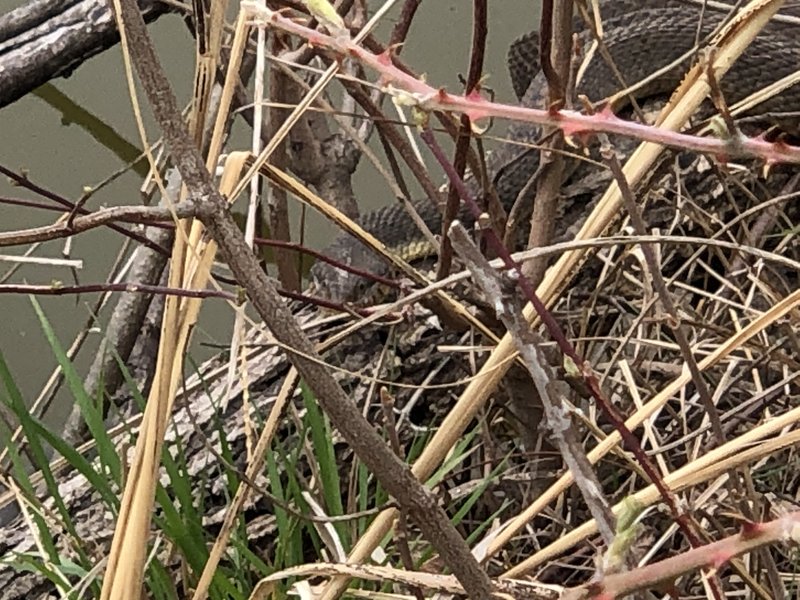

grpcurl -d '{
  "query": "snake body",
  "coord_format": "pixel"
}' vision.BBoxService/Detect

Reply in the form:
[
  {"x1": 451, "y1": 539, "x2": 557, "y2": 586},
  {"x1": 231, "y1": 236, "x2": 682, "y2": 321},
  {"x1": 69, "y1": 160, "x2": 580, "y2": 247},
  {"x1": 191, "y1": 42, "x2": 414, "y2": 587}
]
[{"x1": 310, "y1": 0, "x2": 800, "y2": 303}]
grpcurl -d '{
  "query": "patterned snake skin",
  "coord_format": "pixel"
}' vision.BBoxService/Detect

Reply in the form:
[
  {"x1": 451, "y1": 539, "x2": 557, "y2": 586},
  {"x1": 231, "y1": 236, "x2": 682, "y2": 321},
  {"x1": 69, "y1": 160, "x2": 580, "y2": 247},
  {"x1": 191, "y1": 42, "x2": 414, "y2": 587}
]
[{"x1": 310, "y1": 0, "x2": 800, "y2": 303}]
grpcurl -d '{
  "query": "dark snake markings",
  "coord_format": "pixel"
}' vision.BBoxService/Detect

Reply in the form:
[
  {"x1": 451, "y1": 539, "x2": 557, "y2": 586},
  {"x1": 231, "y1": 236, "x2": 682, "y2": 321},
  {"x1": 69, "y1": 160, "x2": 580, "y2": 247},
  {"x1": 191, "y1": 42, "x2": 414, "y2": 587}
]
[{"x1": 310, "y1": 0, "x2": 800, "y2": 303}]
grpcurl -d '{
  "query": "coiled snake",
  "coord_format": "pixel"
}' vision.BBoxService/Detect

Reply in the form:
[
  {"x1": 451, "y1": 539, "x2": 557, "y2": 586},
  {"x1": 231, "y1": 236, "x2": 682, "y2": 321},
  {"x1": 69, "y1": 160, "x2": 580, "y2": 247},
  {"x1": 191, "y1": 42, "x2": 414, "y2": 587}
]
[{"x1": 310, "y1": 0, "x2": 800, "y2": 303}]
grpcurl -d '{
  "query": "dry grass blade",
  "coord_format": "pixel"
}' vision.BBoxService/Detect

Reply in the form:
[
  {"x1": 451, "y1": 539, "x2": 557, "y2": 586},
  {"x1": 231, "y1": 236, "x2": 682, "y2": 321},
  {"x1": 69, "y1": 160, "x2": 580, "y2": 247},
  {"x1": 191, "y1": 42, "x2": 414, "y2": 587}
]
[
  {"x1": 261, "y1": 164, "x2": 502, "y2": 343},
  {"x1": 477, "y1": 0, "x2": 790, "y2": 561},
  {"x1": 98, "y1": 3, "x2": 248, "y2": 587},
  {"x1": 253, "y1": 563, "x2": 562, "y2": 600},
  {"x1": 320, "y1": 1, "x2": 790, "y2": 590}
]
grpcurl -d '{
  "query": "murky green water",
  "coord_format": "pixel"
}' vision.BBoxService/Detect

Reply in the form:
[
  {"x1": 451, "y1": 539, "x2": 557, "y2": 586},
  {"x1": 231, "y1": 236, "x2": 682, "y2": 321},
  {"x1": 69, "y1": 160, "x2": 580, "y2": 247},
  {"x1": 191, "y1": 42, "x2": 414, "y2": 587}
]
[{"x1": 0, "y1": 0, "x2": 538, "y2": 428}]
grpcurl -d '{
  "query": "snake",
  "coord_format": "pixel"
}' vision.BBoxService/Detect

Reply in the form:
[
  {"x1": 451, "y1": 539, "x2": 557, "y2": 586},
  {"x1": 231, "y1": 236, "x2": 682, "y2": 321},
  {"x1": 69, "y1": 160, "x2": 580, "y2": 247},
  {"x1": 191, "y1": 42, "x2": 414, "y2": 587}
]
[{"x1": 309, "y1": 0, "x2": 800, "y2": 303}]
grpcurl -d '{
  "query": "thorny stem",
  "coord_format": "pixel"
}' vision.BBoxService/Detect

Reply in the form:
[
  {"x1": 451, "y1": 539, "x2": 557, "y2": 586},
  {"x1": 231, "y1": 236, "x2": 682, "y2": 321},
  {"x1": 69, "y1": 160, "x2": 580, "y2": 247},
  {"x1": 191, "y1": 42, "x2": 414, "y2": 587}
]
[
  {"x1": 561, "y1": 512, "x2": 800, "y2": 600},
  {"x1": 246, "y1": 4, "x2": 800, "y2": 164}
]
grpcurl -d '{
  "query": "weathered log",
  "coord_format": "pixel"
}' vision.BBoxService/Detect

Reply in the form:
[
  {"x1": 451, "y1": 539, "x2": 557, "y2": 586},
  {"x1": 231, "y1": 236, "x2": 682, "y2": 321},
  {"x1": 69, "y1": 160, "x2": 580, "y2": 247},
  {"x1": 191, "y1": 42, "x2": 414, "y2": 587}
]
[
  {"x1": 0, "y1": 307, "x2": 504, "y2": 599},
  {"x1": 0, "y1": 0, "x2": 172, "y2": 108}
]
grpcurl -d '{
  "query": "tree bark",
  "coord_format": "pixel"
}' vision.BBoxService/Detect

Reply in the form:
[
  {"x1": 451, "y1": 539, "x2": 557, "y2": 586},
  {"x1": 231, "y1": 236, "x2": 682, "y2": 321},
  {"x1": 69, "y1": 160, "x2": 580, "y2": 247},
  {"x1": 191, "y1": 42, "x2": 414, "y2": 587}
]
[{"x1": 0, "y1": 0, "x2": 172, "y2": 108}]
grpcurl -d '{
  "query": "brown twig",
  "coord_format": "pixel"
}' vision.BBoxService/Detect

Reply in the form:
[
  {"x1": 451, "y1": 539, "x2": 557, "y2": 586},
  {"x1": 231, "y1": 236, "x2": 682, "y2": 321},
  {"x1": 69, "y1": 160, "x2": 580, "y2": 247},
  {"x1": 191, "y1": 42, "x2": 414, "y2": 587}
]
[
  {"x1": 0, "y1": 282, "x2": 236, "y2": 301},
  {"x1": 524, "y1": 0, "x2": 573, "y2": 287},
  {"x1": 266, "y1": 37, "x2": 302, "y2": 292},
  {"x1": 379, "y1": 387, "x2": 424, "y2": 600},
  {"x1": 436, "y1": 0, "x2": 487, "y2": 281},
  {"x1": 0, "y1": 164, "x2": 171, "y2": 254},
  {"x1": 388, "y1": 0, "x2": 421, "y2": 48},
  {"x1": 0, "y1": 187, "x2": 402, "y2": 295},
  {"x1": 0, "y1": 202, "x2": 197, "y2": 248},
  {"x1": 112, "y1": 2, "x2": 494, "y2": 599},
  {"x1": 600, "y1": 141, "x2": 726, "y2": 446}
]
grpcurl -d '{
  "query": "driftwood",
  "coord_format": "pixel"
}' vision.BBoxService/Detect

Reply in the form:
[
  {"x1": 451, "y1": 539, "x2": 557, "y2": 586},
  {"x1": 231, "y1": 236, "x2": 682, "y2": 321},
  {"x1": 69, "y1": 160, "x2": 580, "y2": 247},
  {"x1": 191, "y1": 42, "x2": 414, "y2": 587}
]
[{"x1": 0, "y1": 0, "x2": 171, "y2": 108}]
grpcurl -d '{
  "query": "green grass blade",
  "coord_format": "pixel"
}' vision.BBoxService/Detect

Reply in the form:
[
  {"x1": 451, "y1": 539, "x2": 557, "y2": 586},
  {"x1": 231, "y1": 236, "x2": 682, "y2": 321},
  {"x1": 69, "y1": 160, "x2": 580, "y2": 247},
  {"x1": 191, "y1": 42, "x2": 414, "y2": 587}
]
[{"x1": 29, "y1": 296, "x2": 119, "y2": 478}]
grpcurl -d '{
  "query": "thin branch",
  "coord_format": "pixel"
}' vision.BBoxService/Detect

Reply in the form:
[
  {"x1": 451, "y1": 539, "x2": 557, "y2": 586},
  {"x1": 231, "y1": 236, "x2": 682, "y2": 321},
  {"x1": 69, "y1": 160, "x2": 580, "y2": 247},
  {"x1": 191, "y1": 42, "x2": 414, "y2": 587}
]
[
  {"x1": 436, "y1": 0, "x2": 487, "y2": 281},
  {"x1": 0, "y1": 282, "x2": 236, "y2": 301},
  {"x1": 449, "y1": 220, "x2": 616, "y2": 547},
  {"x1": 113, "y1": 2, "x2": 494, "y2": 599},
  {"x1": 0, "y1": 203, "x2": 197, "y2": 247},
  {"x1": 246, "y1": 4, "x2": 800, "y2": 164},
  {"x1": 0, "y1": 163, "x2": 172, "y2": 254}
]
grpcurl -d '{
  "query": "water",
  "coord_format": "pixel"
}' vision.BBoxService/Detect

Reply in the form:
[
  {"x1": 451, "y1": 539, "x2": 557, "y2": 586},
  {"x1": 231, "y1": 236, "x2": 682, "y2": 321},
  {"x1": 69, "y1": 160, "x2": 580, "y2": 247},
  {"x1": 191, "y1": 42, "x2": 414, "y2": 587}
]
[{"x1": 0, "y1": 0, "x2": 538, "y2": 427}]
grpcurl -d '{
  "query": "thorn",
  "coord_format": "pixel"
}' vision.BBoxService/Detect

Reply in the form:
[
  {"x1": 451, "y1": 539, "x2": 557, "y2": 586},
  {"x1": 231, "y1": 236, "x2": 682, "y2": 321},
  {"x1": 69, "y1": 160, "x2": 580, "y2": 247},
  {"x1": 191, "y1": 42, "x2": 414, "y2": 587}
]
[{"x1": 740, "y1": 520, "x2": 761, "y2": 539}]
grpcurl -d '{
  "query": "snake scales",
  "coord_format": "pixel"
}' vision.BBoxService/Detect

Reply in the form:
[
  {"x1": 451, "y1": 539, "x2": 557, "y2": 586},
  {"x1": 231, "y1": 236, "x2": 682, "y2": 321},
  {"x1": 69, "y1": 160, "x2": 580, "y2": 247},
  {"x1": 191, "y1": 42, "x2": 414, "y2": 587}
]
[{"x1": 310, "y1": 0, "x2": 800, "y2": 303}]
